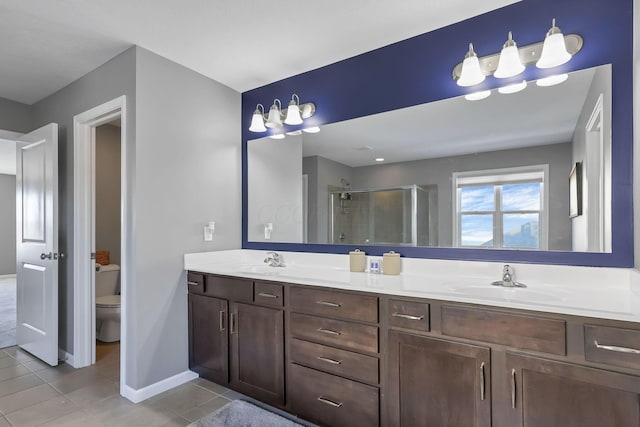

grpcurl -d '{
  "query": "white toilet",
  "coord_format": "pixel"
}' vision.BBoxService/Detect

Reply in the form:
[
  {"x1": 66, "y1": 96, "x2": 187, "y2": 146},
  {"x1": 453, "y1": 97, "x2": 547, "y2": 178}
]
[{"x1": 95, "y1": 263, "x2": 121, "y2": 342}]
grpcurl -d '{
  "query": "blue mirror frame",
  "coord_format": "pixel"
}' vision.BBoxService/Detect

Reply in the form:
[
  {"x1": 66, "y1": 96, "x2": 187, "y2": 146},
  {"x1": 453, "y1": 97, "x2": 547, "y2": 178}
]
[{"x1": 241, "y1": 0, "x2": 634, "y2": 267}]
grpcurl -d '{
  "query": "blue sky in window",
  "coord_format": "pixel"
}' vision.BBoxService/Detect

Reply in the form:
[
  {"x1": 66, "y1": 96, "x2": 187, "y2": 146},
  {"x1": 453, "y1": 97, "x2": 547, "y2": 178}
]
[
  {"x1": 461, "y1": 214, "x2": 493, "y2": 246},
  {"x1": 502, "y1": 183, "x2": 541, "y2": 211},
  {"x1": 460, "y1": 186, "x2": 494, "y2": 211}
]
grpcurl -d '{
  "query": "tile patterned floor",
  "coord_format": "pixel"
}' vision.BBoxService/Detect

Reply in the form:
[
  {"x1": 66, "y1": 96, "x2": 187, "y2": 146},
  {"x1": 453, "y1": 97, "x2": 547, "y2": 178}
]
[
  {"x1": 0, "y1": 277, "x2": 16, "y2": 349},
  {"x1": 0, "y1": 342, "x2": 240, "y2": 426}
]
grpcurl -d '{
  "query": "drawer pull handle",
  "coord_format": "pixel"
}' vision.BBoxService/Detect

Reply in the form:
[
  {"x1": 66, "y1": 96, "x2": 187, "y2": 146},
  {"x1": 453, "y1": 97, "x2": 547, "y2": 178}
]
[
  {"x1": 317, "y1": 396, "x2": 343, "y2": 408},
  {"x1": 480, "y1": 362, "x2": 485, "y2": 401},
  {"x1": 258, "y1": 292, "x2": 278, "y2": 299},
  {"x1": 230, "y1": 312, "x2": 236, "y2": 334},
  {"x1": 219, "y1": 311, "x2": 226, "y2": 331},
  {"x1": 316, "y1": 300, "x2": 341, "y2": 308},
  {"x1": 594, "y1": 340, "x2": 640, "y2": 354},
  {"x1": 392, "y1": 312, "x2": 424, "y2": 321},
  {"x1": 187, "y1": 281, "x2": 200, "y2": 286},
  {"x1": 317, "y1": 328, "x2": 341, "y2": 336},
  {"x1": 317, "y1": 356, "x2": 342, "y2": 365},
  {"x1": 511, "y1": 368, "x2": 516, "y2": 409}
]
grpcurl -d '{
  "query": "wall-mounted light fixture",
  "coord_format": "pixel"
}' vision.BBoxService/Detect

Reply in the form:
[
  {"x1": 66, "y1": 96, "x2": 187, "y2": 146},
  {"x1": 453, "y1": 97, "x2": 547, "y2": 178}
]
[
  {"x1": 452, "y1": 19, "x2": 583, "y2": 99},
  {"x1": 249, "y1": 94, "x2": 316, "y2": 132}
]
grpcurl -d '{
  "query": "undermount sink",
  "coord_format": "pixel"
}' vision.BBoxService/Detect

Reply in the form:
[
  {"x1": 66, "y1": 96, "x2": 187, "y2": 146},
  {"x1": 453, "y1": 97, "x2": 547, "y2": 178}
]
[{"x1": 444, "y1": 282, "x2": 570, "y2": 304}]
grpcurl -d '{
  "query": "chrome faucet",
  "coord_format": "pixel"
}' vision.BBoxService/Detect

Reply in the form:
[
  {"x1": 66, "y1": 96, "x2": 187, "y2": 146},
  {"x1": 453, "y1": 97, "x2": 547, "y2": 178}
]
[
  {"x1": 491, "y1": 264, "x2": 526, "y2": 288},
  {"x1": 264, "y1": 251, "x2": 285, "y2": 267}
]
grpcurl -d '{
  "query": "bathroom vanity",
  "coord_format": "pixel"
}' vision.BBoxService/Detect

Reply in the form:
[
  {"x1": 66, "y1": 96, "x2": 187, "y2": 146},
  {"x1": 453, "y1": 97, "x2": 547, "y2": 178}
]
[{"x1": 185, "y1": 250, "x2": 640, "y2": 427}]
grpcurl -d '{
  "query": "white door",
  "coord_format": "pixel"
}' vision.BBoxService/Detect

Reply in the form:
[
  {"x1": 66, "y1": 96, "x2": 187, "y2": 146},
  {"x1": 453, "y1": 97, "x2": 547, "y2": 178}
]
[{"x1": 15, "y1": 123, "x2": 59, "y2": 366}]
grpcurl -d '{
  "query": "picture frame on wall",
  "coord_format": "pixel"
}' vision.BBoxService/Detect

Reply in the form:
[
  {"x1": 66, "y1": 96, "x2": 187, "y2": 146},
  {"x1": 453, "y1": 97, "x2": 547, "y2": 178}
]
[{"x1": 569, "y1": 162, "x2": 582, "y2": 218}]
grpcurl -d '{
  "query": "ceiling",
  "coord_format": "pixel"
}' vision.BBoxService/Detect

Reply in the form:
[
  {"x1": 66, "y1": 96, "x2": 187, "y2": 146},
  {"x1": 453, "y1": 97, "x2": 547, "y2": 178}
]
[{"x1": 1, "y1": 0, "x2": 519, "y2": 105}]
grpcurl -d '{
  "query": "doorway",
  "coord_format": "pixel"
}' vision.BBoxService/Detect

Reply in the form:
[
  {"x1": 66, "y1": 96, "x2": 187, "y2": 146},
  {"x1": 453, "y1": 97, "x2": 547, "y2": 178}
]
[
  {"x1": 0, "y1": 138, "x2": 17, "y2": 348},
  {"x1": 72, "y1": 96, "x2": 129, "y2": 396}
]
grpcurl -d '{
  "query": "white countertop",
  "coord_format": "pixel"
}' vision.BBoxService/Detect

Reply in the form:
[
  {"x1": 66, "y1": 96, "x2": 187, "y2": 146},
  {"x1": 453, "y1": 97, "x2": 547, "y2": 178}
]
[{"x1": 184, "y1": 249, "x2": 640, "y2": 323}]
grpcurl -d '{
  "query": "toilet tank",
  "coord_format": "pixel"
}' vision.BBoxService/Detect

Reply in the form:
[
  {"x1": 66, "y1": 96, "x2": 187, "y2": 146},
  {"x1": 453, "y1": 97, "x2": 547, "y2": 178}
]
[{"x1": 96, "y1": 264, "x2": 120, "y2": 297}]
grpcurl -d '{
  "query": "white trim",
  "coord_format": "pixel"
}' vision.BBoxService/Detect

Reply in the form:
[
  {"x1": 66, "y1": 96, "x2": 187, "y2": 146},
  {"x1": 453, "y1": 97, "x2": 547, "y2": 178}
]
[
  {"x1": 121, "y1": 371, "x2": 199, "y2": 404},
  {"x1": 73, "y1": 96, "x2": 128, "y2": 393},
  {"x1": 0, "y1": 274, "x2": 16, "y2": 280},
  {"x1": 58, "y1": 349, "x2": 75, "y2": 367}
]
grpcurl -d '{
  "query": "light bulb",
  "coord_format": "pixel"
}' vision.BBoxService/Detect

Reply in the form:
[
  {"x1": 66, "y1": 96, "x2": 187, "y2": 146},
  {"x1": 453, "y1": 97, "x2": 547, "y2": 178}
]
[
  {"x1": 457, "y1": 43, "x2": 485, "y2": 87},
  {"x1": 494, "y1": 32, "x2": 525, "y2": 79},
  {"x1": 536, "y1": 19, "x2": 572, "y2": 69}
]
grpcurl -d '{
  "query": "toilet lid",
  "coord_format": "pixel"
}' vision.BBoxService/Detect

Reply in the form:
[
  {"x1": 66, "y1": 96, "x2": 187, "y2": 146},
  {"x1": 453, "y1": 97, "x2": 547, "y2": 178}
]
[{"x1": 96, "y1": 295, "x2": 121, "y2": 308}]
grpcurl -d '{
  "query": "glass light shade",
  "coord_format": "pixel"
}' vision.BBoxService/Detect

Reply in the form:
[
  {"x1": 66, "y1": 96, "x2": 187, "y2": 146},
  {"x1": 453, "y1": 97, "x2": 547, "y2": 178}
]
[
  {"x1": 302, "y1": 126, "x2": 320, "y2": 133},
  {"x1": 536, "y1": 33, "x2": 571, "y2": 69},
  {"x1": 498, "y1": 80, "x2": 527, "y2": 94},
  {"x1": 249, "y1": 110, "x2": 266, "y2": 132},
  {"x1": 265, "y1": 104, "x2": 283, "y2": 128},
  {"x1": 269, "y1": 133, "x2": 285, "y2": 139},
  {"x1": 457, "y1": 44, "x2": 485, "y2": 87},
  {"x1": 494, "y1": 32, "x2": 525, "y2": 79},
  {"x1": 536, "y1": 73, "x2": 568, "y2": 87},
  {"x1": 284, "y1": 103, "x2": 303, "y2": 125},
  {"x1": 465, "y1": 90, "x2": 491, "y2": 101}
]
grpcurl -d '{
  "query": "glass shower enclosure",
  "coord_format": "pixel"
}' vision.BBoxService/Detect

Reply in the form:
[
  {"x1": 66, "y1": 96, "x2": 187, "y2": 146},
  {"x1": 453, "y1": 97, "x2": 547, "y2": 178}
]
[{"x1": 328, "y1": 184, "x2": 437, "y2": 246}]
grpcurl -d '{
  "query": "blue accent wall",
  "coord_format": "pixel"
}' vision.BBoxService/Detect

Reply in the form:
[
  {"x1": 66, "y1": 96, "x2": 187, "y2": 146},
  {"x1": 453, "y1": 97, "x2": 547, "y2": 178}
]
[{"x1": 241, "y1": 0, "x2": 634, "y2": 267}]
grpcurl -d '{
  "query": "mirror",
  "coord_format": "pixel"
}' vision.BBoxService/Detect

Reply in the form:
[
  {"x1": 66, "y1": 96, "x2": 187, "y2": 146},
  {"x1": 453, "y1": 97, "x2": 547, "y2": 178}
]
[{"x1": 248, "y1": 65, "x2": 611, "y2": 253}]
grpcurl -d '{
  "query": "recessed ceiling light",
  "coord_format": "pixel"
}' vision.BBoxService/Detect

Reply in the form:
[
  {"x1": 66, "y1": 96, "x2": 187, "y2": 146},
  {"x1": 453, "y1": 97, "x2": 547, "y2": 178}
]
[{"x1": 375, "y1": 158, "x2": 385, "y2": 162}]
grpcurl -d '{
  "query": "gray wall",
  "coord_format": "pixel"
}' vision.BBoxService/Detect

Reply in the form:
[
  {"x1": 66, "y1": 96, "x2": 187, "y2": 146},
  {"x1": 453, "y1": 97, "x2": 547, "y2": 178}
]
[
  {"x1": 248, "y1": 136, "x2": 302, "y2": 242},
  {"x1": 0, "y1": 174, "x2": 16, "y2": 275},
  {"x1": 95, "y1": 124, "x2": 121, "y2": 269},
  {"x1": 32, "y1": 47, "x2": 137, "y2": 365},
  {"x1": 0, "y1": 97, "x2": 32, "y2": 133},
  {"x1": 133, "y1": 48, "x2": 241, "y2": 389},
  {"x1": 350, "y1": 143, "x2": 572, "y2": 250}
]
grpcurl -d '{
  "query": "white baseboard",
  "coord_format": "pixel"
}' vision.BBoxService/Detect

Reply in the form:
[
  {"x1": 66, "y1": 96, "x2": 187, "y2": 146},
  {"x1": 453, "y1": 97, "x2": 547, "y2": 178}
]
[
  {"x1": 121, "y1": 370, "x2": 198, "y2": 403},
  {"x1": 0, "y1": 274, "x2": 16, "y2": 280},
  {"x1": 58, "y1": 349, "x2": 75, "y2": 367}
]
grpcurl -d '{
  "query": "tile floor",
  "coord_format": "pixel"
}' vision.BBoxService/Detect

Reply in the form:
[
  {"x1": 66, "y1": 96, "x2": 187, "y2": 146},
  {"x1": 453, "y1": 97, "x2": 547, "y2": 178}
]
[
  {"x1": 0, "y1": 342, "x2": 241, "y2": 426},
  {"x1": 0, "y1": 277, "x2": 16, "y2": 349}
]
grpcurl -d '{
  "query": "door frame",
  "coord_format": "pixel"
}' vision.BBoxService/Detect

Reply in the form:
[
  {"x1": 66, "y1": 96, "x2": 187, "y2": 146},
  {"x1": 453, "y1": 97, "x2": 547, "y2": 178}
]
[{"x1": 72, "y1": 96, "x2": 127, "y2": 382}]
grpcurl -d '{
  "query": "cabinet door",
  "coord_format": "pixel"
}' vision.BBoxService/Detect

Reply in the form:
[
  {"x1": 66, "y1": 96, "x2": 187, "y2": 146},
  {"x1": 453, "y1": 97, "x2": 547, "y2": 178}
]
[
  {"x1": 188, "y1": 294, "x2": 228, "y2": 384},
  {"x1": 229, "y1": 302, "x2": 285, "y2": 406},
  {"x1": 506, "y1": 352, "x2": 640, "y2": 427},
  {"x1": 388, "y1": 332, "x2": 491, "y2": 427}
]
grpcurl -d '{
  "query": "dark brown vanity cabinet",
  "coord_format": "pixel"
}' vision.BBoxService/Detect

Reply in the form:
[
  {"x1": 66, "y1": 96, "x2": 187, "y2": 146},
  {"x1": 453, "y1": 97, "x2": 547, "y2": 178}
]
[
  {"x1": 505, "y1": 352, "x2": 640, "y2": 427},
  {"x1": 187, "y1": 274, "x2": 285, "y2": 407},
  {"x1": 387, "y1": 332, "x2": 491, "y2": 427}
]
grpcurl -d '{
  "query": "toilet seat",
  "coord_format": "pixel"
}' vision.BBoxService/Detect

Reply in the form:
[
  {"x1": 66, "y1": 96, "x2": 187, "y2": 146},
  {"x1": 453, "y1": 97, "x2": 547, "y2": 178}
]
[{"x1": 96, "y1": 295, "x2": 120, "y2": 308}]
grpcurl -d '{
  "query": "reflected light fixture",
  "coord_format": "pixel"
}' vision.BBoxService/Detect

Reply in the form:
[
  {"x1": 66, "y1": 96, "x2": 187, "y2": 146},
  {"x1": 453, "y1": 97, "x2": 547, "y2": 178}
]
[
  {"x1": 375, "y1": 158, "x2": 385, "y2": 162},
  {"x1": 498, "y1": 80, "x2": 527, "y2": 94},
  {"x1": 249, "y1": 104, "x2": 267, "y2": 132},
  {"x1": 302, "y1": 126, "x2": 320, "y2": 134},
  {"x1": 269, "y1": 133, "x2": 285, "y2": 140},
  {"x1": 536, "y1": 73, "x2": 568, "y2": 87},
  {"x1": 465, "y1": 90, "x2": 491, "y2": 101},
  {"x1": 536, "y1": 19, "x2": 572, "y2": 69},
  {"x1": 494, "y1": 32, "x2": 525, "y2": 78},
  {"x1": 456, "y1": 43, "x2": 485, "y2": 87},
  {"x1": 249, "y1": 93, "x2": 316, "y2": 132}
]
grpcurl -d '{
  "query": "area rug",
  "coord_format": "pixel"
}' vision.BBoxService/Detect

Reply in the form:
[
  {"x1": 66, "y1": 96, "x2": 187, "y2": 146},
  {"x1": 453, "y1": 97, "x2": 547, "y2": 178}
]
[{"x1": 188, "y1": 400, "x2": 304, "y2": 427}]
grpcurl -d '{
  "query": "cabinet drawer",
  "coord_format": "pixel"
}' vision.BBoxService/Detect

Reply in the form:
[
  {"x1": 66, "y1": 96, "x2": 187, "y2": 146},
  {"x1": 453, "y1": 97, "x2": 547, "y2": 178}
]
[
  {"x1": 388, "y1": 299, "x2": 430, "y2": 332},
  {"x1": 290, "y1": 364, "x2": 379, "y2": 427},
  {"x1": 441, "y1": 305, "x2": 566, "y2": 355},
  {"x1": 187, "y1": 272, "x2": 205, "y2": 295},
  {"x1": 585, "y1": 324, "x2": 640, "y2": 370},
  {"x1": 254, "y1": 282, "x2": 283, "y2": 307},
  {"x1": 290, "y1": 338, "x2": 379, "y2": 385},
  {"x1": 290, "y1": 287, "x2": 378, "y2": 323},
  {"x1": 205, "y1": 275, "x2": 253, "y2": 302},
  {"x1": 290, "y1": 313, "x2": 379, "y2": 354}
]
